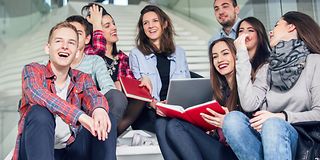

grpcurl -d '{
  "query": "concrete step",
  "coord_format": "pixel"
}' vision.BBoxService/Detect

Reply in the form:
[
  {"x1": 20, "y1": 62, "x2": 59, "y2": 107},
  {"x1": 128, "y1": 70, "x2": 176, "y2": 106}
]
[
  {"x1": 117, "y1": 40, "x2": 207, "y2": 46},
  {"x1": 117, "y1": 26, "x2": 185, "y2": 32},
  {"x1": 0, "y1": 58, "x2": 46, "y2": 78},
  {"x1": 0, "y1": 88, "x2": 21, "y2": 97},
  {"x1": 0, "y1": 54, "x2": 46, "y2": 68},
  {"x1": 118, "y1": 35, "x2": 200, "y2": 41},
  {"x1": 117, "y1": 31, "x2": 192, "y2": 37},
  {"x1": 187, "y1": 56, "x2": 209, "y2": 63},
  {"x1": 188, "y1": 63, "x2": 209, "y2": 70}
]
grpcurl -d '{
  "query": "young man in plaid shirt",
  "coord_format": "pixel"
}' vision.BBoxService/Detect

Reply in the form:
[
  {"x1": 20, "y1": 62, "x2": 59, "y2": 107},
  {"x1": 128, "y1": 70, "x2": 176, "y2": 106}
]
[{"x1": 13, "y1": 21, "x2": 116, "y2": 160}]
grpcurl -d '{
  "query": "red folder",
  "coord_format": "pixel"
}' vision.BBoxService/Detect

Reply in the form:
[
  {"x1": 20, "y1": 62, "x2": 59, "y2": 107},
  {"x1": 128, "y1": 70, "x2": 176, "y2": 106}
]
[
  {"x1": 156, "y1": 100, "x2": 225, "y2": 131},
  {"x1": 119, "y1": 76, "x2": 153, "y2": 102}
]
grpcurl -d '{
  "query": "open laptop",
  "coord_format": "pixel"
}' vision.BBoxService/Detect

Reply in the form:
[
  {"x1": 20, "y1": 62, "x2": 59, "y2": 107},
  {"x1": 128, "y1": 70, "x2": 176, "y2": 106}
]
[{"x1": 166, "y1": 78, "x2": 213, "y2": 109}]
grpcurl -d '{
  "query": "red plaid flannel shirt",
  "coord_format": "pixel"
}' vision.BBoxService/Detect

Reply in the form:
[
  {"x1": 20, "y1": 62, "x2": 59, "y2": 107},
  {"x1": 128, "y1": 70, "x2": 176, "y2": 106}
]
[
  {"x1": 84, "y1": 30, "x2": 106, "y2": 55},
  {"x1": 117, "y1": 50, "x2": 134, "y2": 80},
  {"x1": 12, "y1": 62, "x2": 109, "y2": 160}
]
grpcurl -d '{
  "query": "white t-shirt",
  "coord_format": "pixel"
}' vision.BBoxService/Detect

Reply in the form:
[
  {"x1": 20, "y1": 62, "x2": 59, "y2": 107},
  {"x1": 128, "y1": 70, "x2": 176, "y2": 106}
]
[{"x1": 54, "y1": 76, "x2": 72, "y2": 149}]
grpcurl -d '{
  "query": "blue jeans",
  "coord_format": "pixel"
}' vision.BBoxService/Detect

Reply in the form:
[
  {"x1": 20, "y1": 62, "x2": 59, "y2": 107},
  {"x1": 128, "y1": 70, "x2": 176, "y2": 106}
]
[
  {"x1": 222, "y1": 111, "x2": 298, "y2": 160},
  {"x1": 19, "y1": 105, "x2": 117, "y2": 160},
  {"x1": 155, "y1": 117, "x2": 180, "y2": 160},
  {"x1": 166, "y1": 119, "x2": 237, "y2": 160}
]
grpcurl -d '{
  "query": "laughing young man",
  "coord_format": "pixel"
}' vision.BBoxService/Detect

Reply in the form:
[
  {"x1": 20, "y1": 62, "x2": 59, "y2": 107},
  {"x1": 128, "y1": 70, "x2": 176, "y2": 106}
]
[
  {"x1": 209, "y1": 0, "x2": 241, "y2": 45},
  {"x1": 13, "y1": 22, "x2": 116, "y2": 160}
]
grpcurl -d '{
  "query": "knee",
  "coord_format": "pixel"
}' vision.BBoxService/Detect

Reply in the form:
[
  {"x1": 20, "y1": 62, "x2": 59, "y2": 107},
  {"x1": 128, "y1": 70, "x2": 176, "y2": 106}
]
[
  {"x1": 105, "y1": 89, "x2": 128, "y2": 112},
  {"x1": 155, "y1": 118, "x2": 167, "y2": 130},
  {"x1": 261, "y1": 117, "x2": 288, "y2": 137},
  {"x1": 222, "y1": 111, "x2": 249, "y2": 136},
  {"x1": 166, "y1": 119, "x2": 181, "y2": 136},
  {"x1": 223, "y1": 111, "x2": 247, "y2": 130},
  {"x1": 27, "y1": 105, "x2": 54, "y2": 127},
  {"x1": 261, "y1": 117, "x2": 298, "y2": 152},
  {"x1": 106, "y1": 89, "x2": 128, "y2": 105}
]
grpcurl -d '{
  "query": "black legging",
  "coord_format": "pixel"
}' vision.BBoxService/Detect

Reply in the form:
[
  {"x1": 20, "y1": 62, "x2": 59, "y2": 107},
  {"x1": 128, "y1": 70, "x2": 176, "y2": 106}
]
[{"x1": 117, "y1": 99, "x2": 156, "y2": 135}]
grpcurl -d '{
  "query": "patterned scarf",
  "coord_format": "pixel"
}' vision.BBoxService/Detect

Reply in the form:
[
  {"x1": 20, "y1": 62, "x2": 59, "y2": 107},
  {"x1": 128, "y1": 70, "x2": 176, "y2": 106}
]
[{"x1": 268, "y1": 39, "x2": 310, "y2": 92}]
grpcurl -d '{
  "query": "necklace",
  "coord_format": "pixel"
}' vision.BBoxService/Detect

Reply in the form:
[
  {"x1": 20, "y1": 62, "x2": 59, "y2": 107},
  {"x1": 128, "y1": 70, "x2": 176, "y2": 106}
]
[{"x1": 103, "y1": 55, "x2": 119, "y2": 76}]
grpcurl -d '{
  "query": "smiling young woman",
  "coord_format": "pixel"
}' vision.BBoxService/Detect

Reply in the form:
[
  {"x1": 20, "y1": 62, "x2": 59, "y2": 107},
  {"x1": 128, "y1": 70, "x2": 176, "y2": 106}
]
[
  {"x1": 128, "y1": 5, "x2": 191, "y2": 159},
  {"x1": 163, "y1": 38, "x2": 240, "y2": 160}
]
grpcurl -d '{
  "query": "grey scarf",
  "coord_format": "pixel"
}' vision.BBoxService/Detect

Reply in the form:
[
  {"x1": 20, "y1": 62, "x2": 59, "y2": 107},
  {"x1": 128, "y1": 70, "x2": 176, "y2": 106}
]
[{"x1": 268, "y1": 39, "x2": 310, "y2": 92}]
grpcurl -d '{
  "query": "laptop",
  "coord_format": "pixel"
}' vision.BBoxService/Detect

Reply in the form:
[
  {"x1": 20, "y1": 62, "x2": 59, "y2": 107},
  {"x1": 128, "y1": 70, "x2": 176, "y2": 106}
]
[{"x1": 166, "y1": 78, "x2": 214, "y2": 109}]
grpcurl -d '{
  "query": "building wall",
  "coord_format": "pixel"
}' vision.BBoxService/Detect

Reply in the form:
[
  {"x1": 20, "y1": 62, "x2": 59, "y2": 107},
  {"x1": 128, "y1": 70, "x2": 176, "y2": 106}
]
[{"x1": 156, "y1": 0, "x2": 320, "y2": 37}]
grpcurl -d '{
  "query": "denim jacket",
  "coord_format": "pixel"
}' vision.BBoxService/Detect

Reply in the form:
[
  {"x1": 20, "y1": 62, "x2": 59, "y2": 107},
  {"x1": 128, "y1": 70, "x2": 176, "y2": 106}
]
[{"x1": 129, "y1": 46, "x2": 191, "y2": 100}]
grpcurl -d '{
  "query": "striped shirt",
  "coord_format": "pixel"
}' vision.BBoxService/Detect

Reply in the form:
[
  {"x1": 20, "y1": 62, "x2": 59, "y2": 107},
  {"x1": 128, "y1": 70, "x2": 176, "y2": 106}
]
[{"x1": 73, "y1": 54, "x2": 115, "y2": 94}]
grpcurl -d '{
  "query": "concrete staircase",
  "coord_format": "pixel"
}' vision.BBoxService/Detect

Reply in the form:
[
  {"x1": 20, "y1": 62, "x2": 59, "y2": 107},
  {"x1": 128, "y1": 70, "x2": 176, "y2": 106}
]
[{"x1": 0, "y1": 2, "x2": 211, "y2": 159}]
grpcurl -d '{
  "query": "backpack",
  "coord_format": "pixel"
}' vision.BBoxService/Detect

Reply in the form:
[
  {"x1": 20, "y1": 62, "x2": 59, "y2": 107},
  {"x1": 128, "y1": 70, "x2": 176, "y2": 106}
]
[{"x1": 293, "y1": 121, "x2": 320, "y2": 160}]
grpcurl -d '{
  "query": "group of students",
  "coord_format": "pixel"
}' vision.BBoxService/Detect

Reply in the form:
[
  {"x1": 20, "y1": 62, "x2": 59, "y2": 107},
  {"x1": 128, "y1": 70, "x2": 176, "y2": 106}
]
[{"x1": 12, "y1": 0, "x2": 320, "y2": 159}]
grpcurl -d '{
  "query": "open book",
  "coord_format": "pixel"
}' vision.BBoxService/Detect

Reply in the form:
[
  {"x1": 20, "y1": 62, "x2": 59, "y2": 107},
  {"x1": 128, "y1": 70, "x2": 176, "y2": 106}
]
[
  {"x1": 119, "y1": 76, "x2": 153, "y2": 102},
  {"x1": 156, "y1": 100, "x2": 225, "y2": 131}
]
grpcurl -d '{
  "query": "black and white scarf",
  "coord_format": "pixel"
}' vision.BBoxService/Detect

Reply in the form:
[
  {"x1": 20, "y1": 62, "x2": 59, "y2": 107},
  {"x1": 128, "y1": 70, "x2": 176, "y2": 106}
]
[{"x1": 268, "y1": 39, "x2": 310, "y2": 92}]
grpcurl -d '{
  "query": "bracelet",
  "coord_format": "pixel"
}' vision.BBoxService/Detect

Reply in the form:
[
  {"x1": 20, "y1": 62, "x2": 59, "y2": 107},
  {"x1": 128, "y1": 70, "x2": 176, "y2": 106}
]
[{"x1": 280, "y1": 111, "x2": 288, "y2": 121}]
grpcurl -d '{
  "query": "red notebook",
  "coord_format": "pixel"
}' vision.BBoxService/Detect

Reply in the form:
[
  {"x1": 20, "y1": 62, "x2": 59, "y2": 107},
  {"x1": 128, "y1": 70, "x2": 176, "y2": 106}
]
[
  {"x1": 119, "y1": 76, "x2": 153, "y2": 102},
  {"x1": 156, "y1": 100, "x2": 225, "y2": 131}
]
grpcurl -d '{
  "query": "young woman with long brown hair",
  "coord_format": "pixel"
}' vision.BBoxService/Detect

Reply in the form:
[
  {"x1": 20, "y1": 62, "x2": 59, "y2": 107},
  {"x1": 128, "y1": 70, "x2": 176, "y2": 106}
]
[
  {"x1": 164, "y1": 17, "x2": 271, "y2": 160},
  {"x1": 128, "y1": 5, "x2": 190, "y2": 159}
]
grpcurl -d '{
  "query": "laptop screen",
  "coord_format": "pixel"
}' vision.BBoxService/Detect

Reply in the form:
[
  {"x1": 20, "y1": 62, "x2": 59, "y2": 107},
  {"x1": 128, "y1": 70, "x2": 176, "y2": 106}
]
[{"x1": 166, "y1": 78, "x2": 214, "y2": 108}]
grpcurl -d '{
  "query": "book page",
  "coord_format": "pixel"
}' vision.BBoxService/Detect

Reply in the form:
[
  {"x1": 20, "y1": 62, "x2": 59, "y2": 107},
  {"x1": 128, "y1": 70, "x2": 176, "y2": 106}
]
[
  {"x1": 185, "y1": 100, "x2": 217, "y2": 111},
  {"x1": 156, "y1": 103, "x2": 184, "y2": 112}
]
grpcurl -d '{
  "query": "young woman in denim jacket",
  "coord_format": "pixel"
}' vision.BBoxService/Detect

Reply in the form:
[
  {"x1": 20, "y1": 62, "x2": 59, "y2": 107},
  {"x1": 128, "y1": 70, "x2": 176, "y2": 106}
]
[
  {"x1": 128, "y1": 5, "x2": 190, "y2": 159},
  {"x1": 223, "y1": 11, "x2": 320, "y2": 160}
]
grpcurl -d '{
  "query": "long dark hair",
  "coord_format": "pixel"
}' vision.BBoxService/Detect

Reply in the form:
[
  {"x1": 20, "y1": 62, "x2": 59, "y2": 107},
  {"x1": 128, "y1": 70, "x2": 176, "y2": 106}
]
[
  {"x1": 282, "y1": 11, "x2": 320, "y2": 54},
  {"x1": 209, "y1": 37, "x2": 239, "y2": 111},
  {"x1": 236, "y1": 17, "x2": 270, "y2": 79},
  {"x1": 136, "y1": 5, "x2": 176, "y2": 55},
  {"x1": 81, "y1": 3, "x2": 118, "y2": 56}
]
